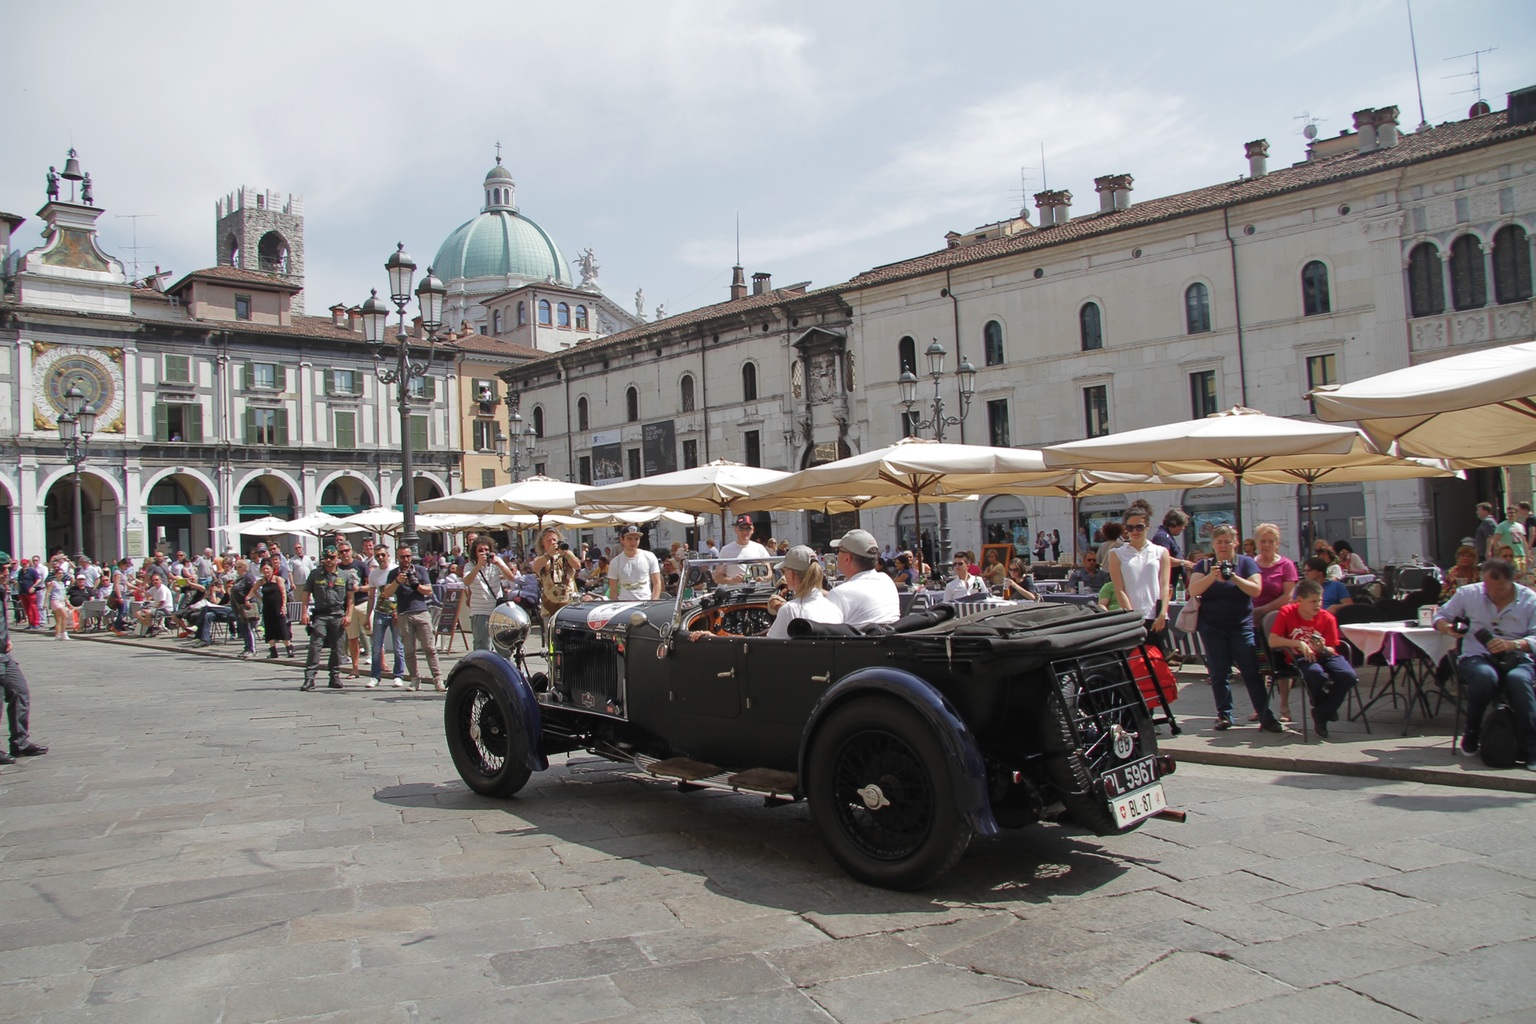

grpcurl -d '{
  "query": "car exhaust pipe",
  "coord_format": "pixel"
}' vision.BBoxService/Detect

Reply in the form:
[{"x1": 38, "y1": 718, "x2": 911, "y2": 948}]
[{"x1": 1153, "y1": 808, "x2": 1187, "y2": 823}]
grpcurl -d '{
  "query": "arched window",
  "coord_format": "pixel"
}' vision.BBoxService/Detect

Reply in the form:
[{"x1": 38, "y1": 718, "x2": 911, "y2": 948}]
[
  {"x1": 532, "y1": 406, "x2": 544, "y2": 438},
  {"x1": 537, "y1": 299, "x2": 552, "y2": 325},
  {"x1": 577, "y1": 396, "x2": 589, "y2": 431},
  {"x1": 1450, "y1": 235, "x2": 1487, "y2": 310},
  {"x1": 982, "y1": 320, "x2": 1004, "y2": 366},
  {"x1": 1184, "y1": 283, "x2": 1211, "y2": 334},
  {"x1": 491, "y1": 309, "x2": 502, "y2": 334},
  {"x1": 898, "y1": 336, "x2": 916, "y2": 375},
  {"x1": 557, "y1": 302, "x2": 570, "y2": 327},
  {"x1": 742, "y1": 362, "x2": 758, "y2": 401},
  {"x1": 680, "y1": 374, "x2": 696, "y2": 412},
  {"x1": 1079, "y1": 302, "x2": 1103, "y2": 350},
  {"x1": 1407, "y1": 242, "x2": 1445, "y2": 317},
  {"x1": 1493, "y1": 225, "x2": 1532, "y2": 304},
  {"x1": 516, "y1": 301, "x2": 527, "y2": 326},
  {"x1": 1301, "y1": 261, "x2": 1331, "y2": 316},
  {"x1": 574, "y1": 305, "x2": 589, "y2": 330},
  {"x1": 626, "y1": 386, "x2": 639, "y2": 422}
]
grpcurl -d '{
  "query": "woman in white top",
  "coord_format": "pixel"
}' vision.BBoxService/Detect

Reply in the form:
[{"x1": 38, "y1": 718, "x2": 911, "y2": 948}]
[
  {"x1": 943, "y1": 551, "x2": 989, "y2": 603},
  {"x1": 765, "y1": 546, "x2": 843, "y2": 639},
  {"x1": 462, "y1": 538, "x2": 519, "y2": 651},
  {"x1": 1109, "y1": 507, "x2": 1173, "y2": 654}
]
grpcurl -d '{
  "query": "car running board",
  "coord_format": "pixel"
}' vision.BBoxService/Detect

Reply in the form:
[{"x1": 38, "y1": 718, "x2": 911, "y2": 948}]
[{"x1": 634, "y1": 754, "x2": 800, "y2": 805}]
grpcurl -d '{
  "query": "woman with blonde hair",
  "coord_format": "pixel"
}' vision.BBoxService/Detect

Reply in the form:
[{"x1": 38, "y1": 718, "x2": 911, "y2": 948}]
[
  {"x1": 764, "y1": 547, "x2": 843, "y2": 638},
  {"x1": 1253, "y1": 522, "x2": 1299, "y2": 720}
]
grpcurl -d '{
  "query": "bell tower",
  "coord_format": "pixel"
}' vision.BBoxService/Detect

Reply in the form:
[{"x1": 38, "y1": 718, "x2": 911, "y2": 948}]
[{"x1": 214, "y1": 186, "x2": 306, "y2": 313}]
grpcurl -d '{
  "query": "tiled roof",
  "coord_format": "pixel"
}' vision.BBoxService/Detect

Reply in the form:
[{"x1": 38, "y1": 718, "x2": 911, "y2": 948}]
[
  {"x1": 167, "y1": 265, "x2": 304, "y2": 294},
  {"x1": 0, "y1": 210, "x2": 25, "y2": 228},
  {"x1": 449, "y1": 332, "x2": 541, "y2": 359},
  {"x1": 847, "y1": 109, "x2": 1536, "y2": 289}
]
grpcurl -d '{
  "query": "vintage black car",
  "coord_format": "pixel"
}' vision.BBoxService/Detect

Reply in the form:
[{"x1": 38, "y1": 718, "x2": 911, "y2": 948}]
[{"x1": 443, "y1": 560, "x2": 1175, "y2": 889}]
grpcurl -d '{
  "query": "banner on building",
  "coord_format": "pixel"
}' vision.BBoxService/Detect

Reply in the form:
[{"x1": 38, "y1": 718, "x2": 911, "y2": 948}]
[
  {"x1": 642, "y1": 420, "x2": 677, "y2": 477},
  {"x1": 592, "y1": 430, "x2": 623, "y2": 485}
]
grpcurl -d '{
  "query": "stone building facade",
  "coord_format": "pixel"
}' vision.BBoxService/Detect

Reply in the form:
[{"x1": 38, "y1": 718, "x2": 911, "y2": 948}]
[{"x1": 506, "y1": 94, "x2": 1536, "y2": 566}]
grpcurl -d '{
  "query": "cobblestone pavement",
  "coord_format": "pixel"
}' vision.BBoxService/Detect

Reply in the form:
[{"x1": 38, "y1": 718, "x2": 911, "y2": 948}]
[{"x1": 2, "y1": 636, "x2": 1534, "y2": 1024}]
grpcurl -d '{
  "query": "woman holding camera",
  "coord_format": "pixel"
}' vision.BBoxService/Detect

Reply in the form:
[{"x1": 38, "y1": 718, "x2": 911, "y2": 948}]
[{"x1": 1190, "y1": 524, "x2": 1280, "y2": 733}]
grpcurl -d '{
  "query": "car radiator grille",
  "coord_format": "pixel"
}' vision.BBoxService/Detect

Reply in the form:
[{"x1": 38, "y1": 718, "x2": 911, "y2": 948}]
[{"x1": 554, "y1": 631, "x2": 623, "y2": 712}]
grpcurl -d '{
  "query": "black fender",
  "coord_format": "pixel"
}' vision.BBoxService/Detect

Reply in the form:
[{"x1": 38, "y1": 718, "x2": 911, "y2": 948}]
[
  {"x1": 448, "y1": 650, "x2": 548, "y2": 774},
  {"x1": 798, "y1": 667, "x2": 998, "y2": 838}
]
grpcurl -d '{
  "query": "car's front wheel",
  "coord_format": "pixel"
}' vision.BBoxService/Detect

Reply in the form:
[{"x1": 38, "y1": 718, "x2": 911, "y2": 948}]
[
  {"x1": 444, "y1": 668, "x2": 532, "y2": 798},
  {"x1": 807, "y1": 697, "x2": 971, "y2": 890}
]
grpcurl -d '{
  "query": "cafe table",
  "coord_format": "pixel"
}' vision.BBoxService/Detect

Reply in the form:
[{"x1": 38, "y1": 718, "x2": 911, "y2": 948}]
[{"x1": 1339, "y1": 620, "x2": 1459, "y2": 735}]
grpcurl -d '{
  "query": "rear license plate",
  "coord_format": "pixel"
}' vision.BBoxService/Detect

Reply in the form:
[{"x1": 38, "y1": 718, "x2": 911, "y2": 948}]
[
  {"x1": 1102, "y1": 755, "x2": 1158, "y2": 798},
  {"x1": 1111, "y1": 783, "x2": 1166, "y2": 827}
]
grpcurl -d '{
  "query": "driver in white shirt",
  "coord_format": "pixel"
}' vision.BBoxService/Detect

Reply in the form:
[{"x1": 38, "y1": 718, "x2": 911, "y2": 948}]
[
  {"x1": 827, "y1": 529, "x2": 901, "y2": 628},
  {"x1": 713, "y1": 513, "x2": 771, "y2": 585}
]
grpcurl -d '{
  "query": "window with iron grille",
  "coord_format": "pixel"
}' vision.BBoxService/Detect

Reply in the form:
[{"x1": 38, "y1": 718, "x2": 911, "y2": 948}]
[
  {"x1": 986, "y1": 399, "x2": 1010, "y2": 447},
  {"x1": 1189, "y1": 370, "x2": 1218, "y2": 419},
  {"x1": 1083, "y1": 385, "x2": 1109, "y2": 437}
]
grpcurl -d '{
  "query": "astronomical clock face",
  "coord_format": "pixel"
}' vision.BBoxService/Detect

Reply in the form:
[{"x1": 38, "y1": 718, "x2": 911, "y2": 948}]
[{"x1": 32, "y1": 344, "x2": 125, "y2": 433}]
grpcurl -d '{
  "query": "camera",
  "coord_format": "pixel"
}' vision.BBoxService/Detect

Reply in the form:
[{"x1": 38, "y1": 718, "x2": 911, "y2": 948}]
[
  {"x1": 1475, "y1": 626, "x2": 1525, "y2": 671},
  {"x1": 1218, "y1": 561, "x2": 1234, "y2": 581},
  {"x1": 1452, "y1": 615, "x2": 1470, "y2": 635},
  {"x1": 558, "y1": 542, "x2": 570, "y2": 551}
]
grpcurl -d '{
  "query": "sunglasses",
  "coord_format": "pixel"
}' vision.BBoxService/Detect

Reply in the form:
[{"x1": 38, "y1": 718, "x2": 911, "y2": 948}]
[{"x1": 1125, "y1": 524, "x2": 1147, "y2": 532}]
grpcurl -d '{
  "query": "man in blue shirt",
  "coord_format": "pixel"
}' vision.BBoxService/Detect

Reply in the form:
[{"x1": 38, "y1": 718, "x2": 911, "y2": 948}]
[
  {"x1": 1303, "y1": 557, "x2": 1353, "y2": 613},
  {"x1": 1433, "y1": 559, "x2": 1536, "y2": 768}
]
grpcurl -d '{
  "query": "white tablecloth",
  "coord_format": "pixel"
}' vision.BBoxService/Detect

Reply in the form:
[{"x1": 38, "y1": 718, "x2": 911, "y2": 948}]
[{"x1": 1340, "y1": 621, "x2": 1458, "y2": 665}]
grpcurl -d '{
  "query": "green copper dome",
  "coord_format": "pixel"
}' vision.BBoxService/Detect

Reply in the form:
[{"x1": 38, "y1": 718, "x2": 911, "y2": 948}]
[
  {"x1": 433, "y1": 209, "x2": 571, "y2": 286},
  {"x1": 432, "y1": 159, "x2": 572, "y2": 286}
]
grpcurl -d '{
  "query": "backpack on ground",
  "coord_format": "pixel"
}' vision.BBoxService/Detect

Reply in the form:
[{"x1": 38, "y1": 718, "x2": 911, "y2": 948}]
[{"x1": 1480, "y1": 698, "x2": 1524, "y2": 769}]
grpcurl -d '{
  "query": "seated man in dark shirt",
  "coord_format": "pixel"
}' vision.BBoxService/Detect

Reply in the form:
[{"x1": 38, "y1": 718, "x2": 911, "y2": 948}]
[{"x1": 1065, "y1": 552, "x2": 1110, "y2": 594}]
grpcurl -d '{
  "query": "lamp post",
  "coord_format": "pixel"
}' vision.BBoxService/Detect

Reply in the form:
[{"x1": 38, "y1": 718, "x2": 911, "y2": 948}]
[
  {"x1": 360, "y1": 243, "x2": 446, "y2": 551},
  {"x1": 56, "y1": 378, "x2": 96, "y2": 562},
  {"x1": 899, "y1": 338, "x2": 976, "y2": 564},
  {"x1": 493, "y1": 393, "x2": 536, "y2": 482}
]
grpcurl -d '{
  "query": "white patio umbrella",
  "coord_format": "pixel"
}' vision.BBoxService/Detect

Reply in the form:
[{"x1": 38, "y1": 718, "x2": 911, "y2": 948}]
[
  {"x1": 417, "y1": 475, "x2": 587, "y2": 531},
  {"x1": 735, "y1": 437, "x2": 1048, "y2": 555},
  {"x1": 1042, "y1": 407, "x2": 1364, "y2": 538},
  {"x1": 577, "y1": 460, "x2": 791, "y2": 516},
  {"x1": 1310, "y1": 340, "x2": 1536, "y2": 466},
  {"x1": 281, "y1": 513, "x2": 351, "y2": 537},
  {"x1": 336, "y1": 506, "x2": 406, "y2": 533},
  {"x1": 215, "y1": 516, "x2": 292, "y2": 538}
]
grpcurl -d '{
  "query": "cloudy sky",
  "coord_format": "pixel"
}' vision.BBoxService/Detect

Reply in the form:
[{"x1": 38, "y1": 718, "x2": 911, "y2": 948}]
[{"x1": 5, "y1": 1, "x2": 1533, "y2": 322}]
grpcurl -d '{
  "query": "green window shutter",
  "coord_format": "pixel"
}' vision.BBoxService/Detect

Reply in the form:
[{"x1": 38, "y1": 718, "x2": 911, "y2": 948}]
[
  {"x1": 244, "y1": 409, "x2": 256, "y2": 444},
  {"x1": 241, "y1": 362, "x2": 252, "y2": 391},
  {"x1": 276, "y1": 409, "x2": 290, "y2": 447},
  {"x1": 335, "y1": 412, "x2": 355, "y2": 449},
  {"x1": 153, "y1": 403, "x2": 169, "y2": 442},
  {"x1": 410, "y1": 414, "x2": 428, "y2": 452},
  {"x1": 323, "y1": 369, "x2": 334, "y2": 396},
  {"x1": 280, "y1": 365, "x2": 289, "y2": 392},
  {"x1": 186, "y1": 404, "x2": 204, "y2": 444}
]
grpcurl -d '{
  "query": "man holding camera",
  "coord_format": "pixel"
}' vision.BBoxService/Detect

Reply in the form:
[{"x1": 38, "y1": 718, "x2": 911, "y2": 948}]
[
  {"x1": 1433, "y1": 558, "x2": 1536, "y2": 768},
  {"x1": 380, "y1": 545, "x2": 442, "y2": 691}
]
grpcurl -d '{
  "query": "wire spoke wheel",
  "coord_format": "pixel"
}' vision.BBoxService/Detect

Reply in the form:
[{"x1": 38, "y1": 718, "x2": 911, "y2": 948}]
[
  {"x1": 830, "y1": 730, "x2": 934, "y2": 860},
  {"x1": 809, "y1": 697, "x2": 970, "y2": 889},
  {"x1": 444, "y1": 668, "x2": 532, "y2": 797}
]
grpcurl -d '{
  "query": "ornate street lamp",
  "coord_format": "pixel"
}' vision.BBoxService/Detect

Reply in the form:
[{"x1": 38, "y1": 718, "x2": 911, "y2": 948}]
[
  {"x1": 57, "y1": 378, "x2": 96, "y2": 561},
  {"x1": 493, "y1": 393, "x2": 536, "y2": 481},
  {"x1": 900, "y1": 338, "x2": 976, "y2": 563},
  {"x1": 361, "y1": 243, "x2": 446, "y2": 550}
]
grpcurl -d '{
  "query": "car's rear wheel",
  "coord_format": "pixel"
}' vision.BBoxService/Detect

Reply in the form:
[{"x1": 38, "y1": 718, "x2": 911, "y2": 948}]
[
  {"x1": 808, "y1": 697, "x2": 971, "y2": 890},
  {"x1": 445, "y1": 669, "x2": 532, "y2": 797}
]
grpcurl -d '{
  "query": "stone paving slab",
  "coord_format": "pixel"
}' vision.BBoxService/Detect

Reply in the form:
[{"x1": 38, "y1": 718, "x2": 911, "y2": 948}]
[{"x1": 2, "y1": 633, "x2": 1536, "y2": 1023}]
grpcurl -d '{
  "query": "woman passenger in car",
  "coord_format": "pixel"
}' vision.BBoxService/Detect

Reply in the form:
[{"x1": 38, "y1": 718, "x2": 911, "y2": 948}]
[{"x1": 764, "y1": 547, "x2": 843, "y2": 638}]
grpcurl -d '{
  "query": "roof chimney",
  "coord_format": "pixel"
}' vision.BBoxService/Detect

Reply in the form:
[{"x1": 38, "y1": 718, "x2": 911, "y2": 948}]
[
  {"x1": 729, "y1": 264, "x2": 747, "y2": 300},
  {"x1": 1509, "y1": 85, "x2": 1536, "y2": 126},
  {"x1": 1093, "y1": 174, "x2": 1133, "y2": 213},
  {"x1": 1244, "y1": 139, "x2": 1269, "y2": 178},
  {"x1": 1352, "y1": 108, "x2": 1379, "y2": 153},
  {"x1": 751, "y1": 271, "x2": 771, "y2": 296},
  {"x1": 1374, "y1": 106, "x2": 1400, "y2": 149},
  {"x1": 1033, "y1": 190, "x2": 1056, "y2": 228},
  {"x1": 330, "y1": 303, "x2": 347, "y2": 328}
]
